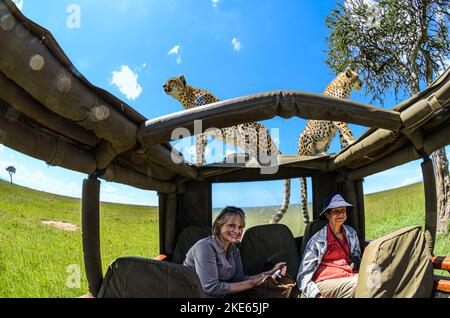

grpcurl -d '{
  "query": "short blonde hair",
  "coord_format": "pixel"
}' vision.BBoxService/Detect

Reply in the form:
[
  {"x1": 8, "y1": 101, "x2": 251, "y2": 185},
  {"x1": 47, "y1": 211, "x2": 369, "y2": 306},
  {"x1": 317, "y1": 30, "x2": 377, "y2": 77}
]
[{"x1": 213, "y1": 207, "x2": 246, "y2": 238}]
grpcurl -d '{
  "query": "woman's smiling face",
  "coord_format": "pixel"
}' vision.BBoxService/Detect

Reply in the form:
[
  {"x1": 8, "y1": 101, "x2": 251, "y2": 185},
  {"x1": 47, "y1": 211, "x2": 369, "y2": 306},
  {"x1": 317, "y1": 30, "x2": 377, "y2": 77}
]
[{"x1": 219, "y1": 215, "x2": 245, "y2": 245}]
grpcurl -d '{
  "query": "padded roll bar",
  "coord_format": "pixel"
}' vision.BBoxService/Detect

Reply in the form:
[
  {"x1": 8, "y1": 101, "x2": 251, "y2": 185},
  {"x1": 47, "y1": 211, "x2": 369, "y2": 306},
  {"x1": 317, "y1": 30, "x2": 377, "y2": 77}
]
[
  {"x1": 82, "y1": 176, "x2": 103, "y2": 297},
  {"x1": 422, "y1": 157, "x2": 437, "y2": 255},
  {"x1": 139, "y1": 91, "x2": 402, "y2": 146}
]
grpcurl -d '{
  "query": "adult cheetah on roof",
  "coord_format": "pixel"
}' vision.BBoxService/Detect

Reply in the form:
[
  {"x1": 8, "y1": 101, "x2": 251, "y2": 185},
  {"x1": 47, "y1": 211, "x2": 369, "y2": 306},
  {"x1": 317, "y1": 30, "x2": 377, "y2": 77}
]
[
  {"x1": 163, "y1": 75, "x2": 290, "y2": 222},
  {"x1": 294, "y1": 68, "x2": 362, "y2": 225}
]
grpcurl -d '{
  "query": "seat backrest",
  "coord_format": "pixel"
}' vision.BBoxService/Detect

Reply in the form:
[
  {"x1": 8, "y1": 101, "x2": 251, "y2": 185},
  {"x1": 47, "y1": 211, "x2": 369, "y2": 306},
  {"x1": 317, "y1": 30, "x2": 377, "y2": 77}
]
[
  {"x1": 172, "y1": 226, "x2": 212, "y2": 264},
  {"x1": 97, "y1": 257, "x2": 205, "y2": 298},
  {"x1": 355, "y1": 226, "x2": 433, "y2": 298},
  {"x1": 239, "y1": 224, "x2": 299, "y2": 279},
  {"x1": 300, "y1": 219, "x2": 328, "y2": 258}
]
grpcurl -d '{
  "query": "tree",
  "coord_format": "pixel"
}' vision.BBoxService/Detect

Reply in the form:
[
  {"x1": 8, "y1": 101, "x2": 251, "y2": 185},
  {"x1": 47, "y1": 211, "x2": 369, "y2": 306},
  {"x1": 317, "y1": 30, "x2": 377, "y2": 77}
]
[
  {"x1": 326, "y1": 0, "x2": 450, "y2": 234},
  {"x1": 5, "y1": 166, "x2": 16, "y2": 185}
]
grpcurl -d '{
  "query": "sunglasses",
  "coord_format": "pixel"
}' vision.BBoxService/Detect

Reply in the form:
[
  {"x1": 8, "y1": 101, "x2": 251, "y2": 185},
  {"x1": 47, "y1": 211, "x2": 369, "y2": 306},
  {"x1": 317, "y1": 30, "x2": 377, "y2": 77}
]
[{"x1": 221, "y1": 206, "x2": 245, "y2": 216}]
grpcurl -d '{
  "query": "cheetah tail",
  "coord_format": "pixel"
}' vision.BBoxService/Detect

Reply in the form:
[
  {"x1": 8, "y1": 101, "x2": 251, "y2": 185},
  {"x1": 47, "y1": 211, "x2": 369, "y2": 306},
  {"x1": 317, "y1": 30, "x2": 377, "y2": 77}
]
[
  {"x1": 270, "y1": 179, "x2": 291, "y2": 224},
  {"x1": 301, "y1": 177, "x2": 310, "y2": 225}
]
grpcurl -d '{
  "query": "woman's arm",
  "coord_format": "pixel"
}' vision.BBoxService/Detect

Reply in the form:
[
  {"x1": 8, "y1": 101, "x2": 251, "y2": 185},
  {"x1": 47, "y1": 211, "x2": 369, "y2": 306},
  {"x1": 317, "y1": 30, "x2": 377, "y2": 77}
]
[
  {"x1": 229, "y1": 250, "x2": 287, "y2": 294},
  {"x1": 297, "y1": 235, "x2": 323, "y2": 298},
  {"x1": 228, "y1": 275, "x2": 268, "y2": 295},
  {"x1": 245, "y1": 262, "x2": 287, "y2": 280}
]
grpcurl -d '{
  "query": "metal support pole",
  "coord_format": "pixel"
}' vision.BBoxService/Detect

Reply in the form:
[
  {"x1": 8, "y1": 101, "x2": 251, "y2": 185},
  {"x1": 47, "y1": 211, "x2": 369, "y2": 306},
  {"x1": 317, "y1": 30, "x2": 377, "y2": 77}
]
[
  {"x1": 82, "y1": 174, "x2": 103, "y2": 297},
  {"x1": 421, "y1": 154, "x2": 437, "y2": 255}
]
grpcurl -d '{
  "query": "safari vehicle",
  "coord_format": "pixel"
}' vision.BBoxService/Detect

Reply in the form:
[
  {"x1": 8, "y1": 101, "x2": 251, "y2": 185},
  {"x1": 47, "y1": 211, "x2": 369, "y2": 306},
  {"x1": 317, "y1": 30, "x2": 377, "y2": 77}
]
[{"x1": 0, "y1": 0, "x2": 449, "y2": 298}]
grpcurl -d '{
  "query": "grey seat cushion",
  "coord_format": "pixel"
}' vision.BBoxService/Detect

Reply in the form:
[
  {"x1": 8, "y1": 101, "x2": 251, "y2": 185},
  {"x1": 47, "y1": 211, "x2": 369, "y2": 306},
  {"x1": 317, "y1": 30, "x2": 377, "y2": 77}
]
[
  {"x1": 98, "y1": 257, "x2": 205, "y2": 298},
  {"x1": 239, "y1": 224, "x2": 300, "y2": 279},
  {"x1": 355, "y1": 226, "x2": 433, "y2": 298},
  {"x1": 172, "y1": 226, "x2": 212, "y2": 264}
]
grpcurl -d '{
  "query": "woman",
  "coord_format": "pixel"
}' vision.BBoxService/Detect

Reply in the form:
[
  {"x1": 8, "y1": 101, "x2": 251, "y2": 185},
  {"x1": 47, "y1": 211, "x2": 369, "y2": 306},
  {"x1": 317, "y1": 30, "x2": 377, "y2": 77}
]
[
  {"x1": 297, "y1": 193, "x2": 361, "y2": 298},
  {"x1": 184, "y1": 206, "x2": 287, "y2": 298}
]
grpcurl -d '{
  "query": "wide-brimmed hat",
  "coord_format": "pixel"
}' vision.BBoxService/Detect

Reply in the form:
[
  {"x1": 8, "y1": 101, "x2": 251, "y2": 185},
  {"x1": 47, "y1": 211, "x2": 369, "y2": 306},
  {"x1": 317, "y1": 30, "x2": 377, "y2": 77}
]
[{"x1": 319, "y1": 193, "x2": 354, "y2": 219}]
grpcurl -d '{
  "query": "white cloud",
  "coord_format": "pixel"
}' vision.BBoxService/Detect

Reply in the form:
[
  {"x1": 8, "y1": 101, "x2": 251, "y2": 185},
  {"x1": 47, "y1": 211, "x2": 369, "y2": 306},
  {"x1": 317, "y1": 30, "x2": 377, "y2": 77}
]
[
  {"x1": 364, "y1": 165, "x2": 423, "y2": 194},
  {"x1": 0, "y1": 146, "x2": 158, "y2": 206},
  {"x1": 400, "y1": 175, "x2": 423, "y2": 187},
  {"x1": 12, "y1": 0, "x2": 24, "y2": 11},
  {"x1": 110, "y1": 65, "x2": 143, "y2": 101},
  {"x1": 232, "y1": 38, "x2": 242, "y2": 52},
  {"x1": 211, "y1": 0, "x2": 220, "y2": 7},
  {"x1": 168, "y1": 45, "x2": 183, "y2": 65},
  {"x1": 103, "y1": 184, "x2": 119, "y2": 194},
  {"x1": 0, "y1": 158, "x2": 83, "y2": 198}
]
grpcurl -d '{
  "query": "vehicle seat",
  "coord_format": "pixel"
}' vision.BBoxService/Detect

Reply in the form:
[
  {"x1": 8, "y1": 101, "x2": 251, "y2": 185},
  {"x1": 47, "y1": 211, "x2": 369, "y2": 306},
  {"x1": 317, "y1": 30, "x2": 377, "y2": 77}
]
[
  {"x1": 239, "y1": 224, "x2": 300, "y2": 280},
  {"x1": 172, "y1": 226, "x2": 211, "y2": 264},
  {"x1": 355, "y1": 226, "x2": 434, "y2": 298},
  {"x1": 97, "y1": 257, "x2": 205, "y2": 298}
]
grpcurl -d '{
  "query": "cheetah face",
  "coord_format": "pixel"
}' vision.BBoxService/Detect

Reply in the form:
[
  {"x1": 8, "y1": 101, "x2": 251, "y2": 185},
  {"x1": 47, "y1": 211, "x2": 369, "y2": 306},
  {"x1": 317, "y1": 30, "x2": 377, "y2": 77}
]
[
  {"x1": 163, "y1": 75, "x2": 188, "y2": 99},
  {"x1": 345, "y1": 68, "x2": 363, "y2": 91}
]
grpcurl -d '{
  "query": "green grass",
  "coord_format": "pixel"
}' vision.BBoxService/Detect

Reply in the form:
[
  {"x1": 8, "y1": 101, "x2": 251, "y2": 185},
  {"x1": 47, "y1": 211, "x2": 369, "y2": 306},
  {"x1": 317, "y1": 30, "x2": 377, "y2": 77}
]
[
  {"x1": 0, "y1": 180, "x2": 449, "y2": 297},
  {"x1": 365, "y1": 182, "x2": 450, "y2": 259},
  {"x1": 0, "y1": 180, "x2": 159, "y2": 298}
]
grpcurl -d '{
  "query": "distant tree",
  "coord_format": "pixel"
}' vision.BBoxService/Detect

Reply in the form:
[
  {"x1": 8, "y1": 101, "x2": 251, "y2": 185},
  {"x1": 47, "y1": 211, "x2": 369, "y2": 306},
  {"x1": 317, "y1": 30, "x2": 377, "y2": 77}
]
[
  {"x1": 5, "y1": 166, "x2": 16, "y2": 185},
  {"x1": 326, "y1": 0, "x2": 450, "y2": 234}
]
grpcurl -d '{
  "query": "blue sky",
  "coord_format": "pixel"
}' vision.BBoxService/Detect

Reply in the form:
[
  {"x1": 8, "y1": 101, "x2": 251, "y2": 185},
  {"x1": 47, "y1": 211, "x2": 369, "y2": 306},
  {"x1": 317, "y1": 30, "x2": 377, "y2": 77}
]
[{"x1": 0, "y1": 0, "x2": 448, "y2": 207}]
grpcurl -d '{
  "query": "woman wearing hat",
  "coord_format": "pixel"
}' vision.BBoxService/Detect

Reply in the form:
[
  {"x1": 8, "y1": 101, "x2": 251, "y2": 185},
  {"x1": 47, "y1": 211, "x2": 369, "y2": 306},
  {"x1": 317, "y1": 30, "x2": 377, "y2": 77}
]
[
  {"x1": 184, "y1": 206, "x2": 287, "y2": 297},
  {"x1": 297, "y1": 193, "x2": 361, "y2": 298}
]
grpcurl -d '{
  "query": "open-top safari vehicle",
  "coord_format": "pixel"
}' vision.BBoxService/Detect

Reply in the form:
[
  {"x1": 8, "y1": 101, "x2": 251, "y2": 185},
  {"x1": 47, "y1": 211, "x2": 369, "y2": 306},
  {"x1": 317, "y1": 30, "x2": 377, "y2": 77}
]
[{"x1": 0, "y1": 0, "x2": 449, "y2": 298}]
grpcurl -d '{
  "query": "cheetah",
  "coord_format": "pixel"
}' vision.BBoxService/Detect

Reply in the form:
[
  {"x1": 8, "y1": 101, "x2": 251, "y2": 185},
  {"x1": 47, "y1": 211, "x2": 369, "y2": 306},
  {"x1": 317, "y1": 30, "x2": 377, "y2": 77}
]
[
  {"x1": 163, "y1": 75, "x2": 290, "y2": 222},
  {"x1": 296, "y1": 68, "x2": 362, "y2": 225}
]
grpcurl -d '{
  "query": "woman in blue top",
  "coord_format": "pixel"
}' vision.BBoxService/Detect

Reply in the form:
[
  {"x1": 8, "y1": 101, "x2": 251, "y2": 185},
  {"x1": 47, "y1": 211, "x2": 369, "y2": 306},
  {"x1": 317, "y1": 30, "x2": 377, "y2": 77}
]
[{"x1": 184, "y1": 206, "x2": 287, "y2": 297}]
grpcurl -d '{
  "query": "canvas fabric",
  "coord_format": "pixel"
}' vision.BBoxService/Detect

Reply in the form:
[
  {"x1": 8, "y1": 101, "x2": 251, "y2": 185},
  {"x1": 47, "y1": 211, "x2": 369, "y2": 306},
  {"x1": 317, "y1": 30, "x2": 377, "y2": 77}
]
[
  {"x1": 355, "y1": 226, "x2": 433, "y2": 298},
  {"x1": 97, "y1": 257, "x2": 205, "y2": 298},
  {"x1": 172, "y1": 226, "x2": 212, "y2": 264},
  {"x1": 239, "y1": 224, "x2": 300, "y2": 280}
]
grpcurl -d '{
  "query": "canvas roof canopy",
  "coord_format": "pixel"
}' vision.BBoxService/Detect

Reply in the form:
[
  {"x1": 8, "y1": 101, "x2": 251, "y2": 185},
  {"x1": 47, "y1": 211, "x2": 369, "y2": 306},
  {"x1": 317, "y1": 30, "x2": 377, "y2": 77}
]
[{"x1": 1, "y1": 0, "x2": 450, "y2": 192}]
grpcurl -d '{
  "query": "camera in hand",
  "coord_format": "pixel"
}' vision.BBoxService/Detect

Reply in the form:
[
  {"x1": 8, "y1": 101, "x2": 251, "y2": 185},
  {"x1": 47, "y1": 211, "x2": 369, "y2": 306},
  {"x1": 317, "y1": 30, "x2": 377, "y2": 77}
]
[{"x1": 271, "y1": 269, "x2": 282, "y2": 283}]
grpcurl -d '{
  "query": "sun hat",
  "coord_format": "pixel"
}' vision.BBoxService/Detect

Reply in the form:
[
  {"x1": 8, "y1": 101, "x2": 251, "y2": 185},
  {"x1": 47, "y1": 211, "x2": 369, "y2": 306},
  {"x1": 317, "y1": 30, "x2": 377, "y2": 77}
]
[{"x1": 319, "y1": 193, "x2": 354, "y2": 220}]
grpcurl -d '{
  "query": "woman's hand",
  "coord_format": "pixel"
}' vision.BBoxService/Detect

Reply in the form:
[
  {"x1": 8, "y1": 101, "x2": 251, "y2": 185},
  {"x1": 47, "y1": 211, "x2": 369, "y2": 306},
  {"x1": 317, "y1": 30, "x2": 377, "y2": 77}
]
[
  {"x1": 250, "y1": 274, "x2": 269, "y2": 287},
  {"x1": 269, "y1": 262, "x2": 287, "y2": 276}
]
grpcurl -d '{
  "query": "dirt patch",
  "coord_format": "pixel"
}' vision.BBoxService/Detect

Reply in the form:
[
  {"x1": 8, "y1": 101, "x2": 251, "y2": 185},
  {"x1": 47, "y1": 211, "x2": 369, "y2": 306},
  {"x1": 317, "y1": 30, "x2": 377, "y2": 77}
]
[{"x1": 42, "y1": 220, "x2": 78, "y2": 232}]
